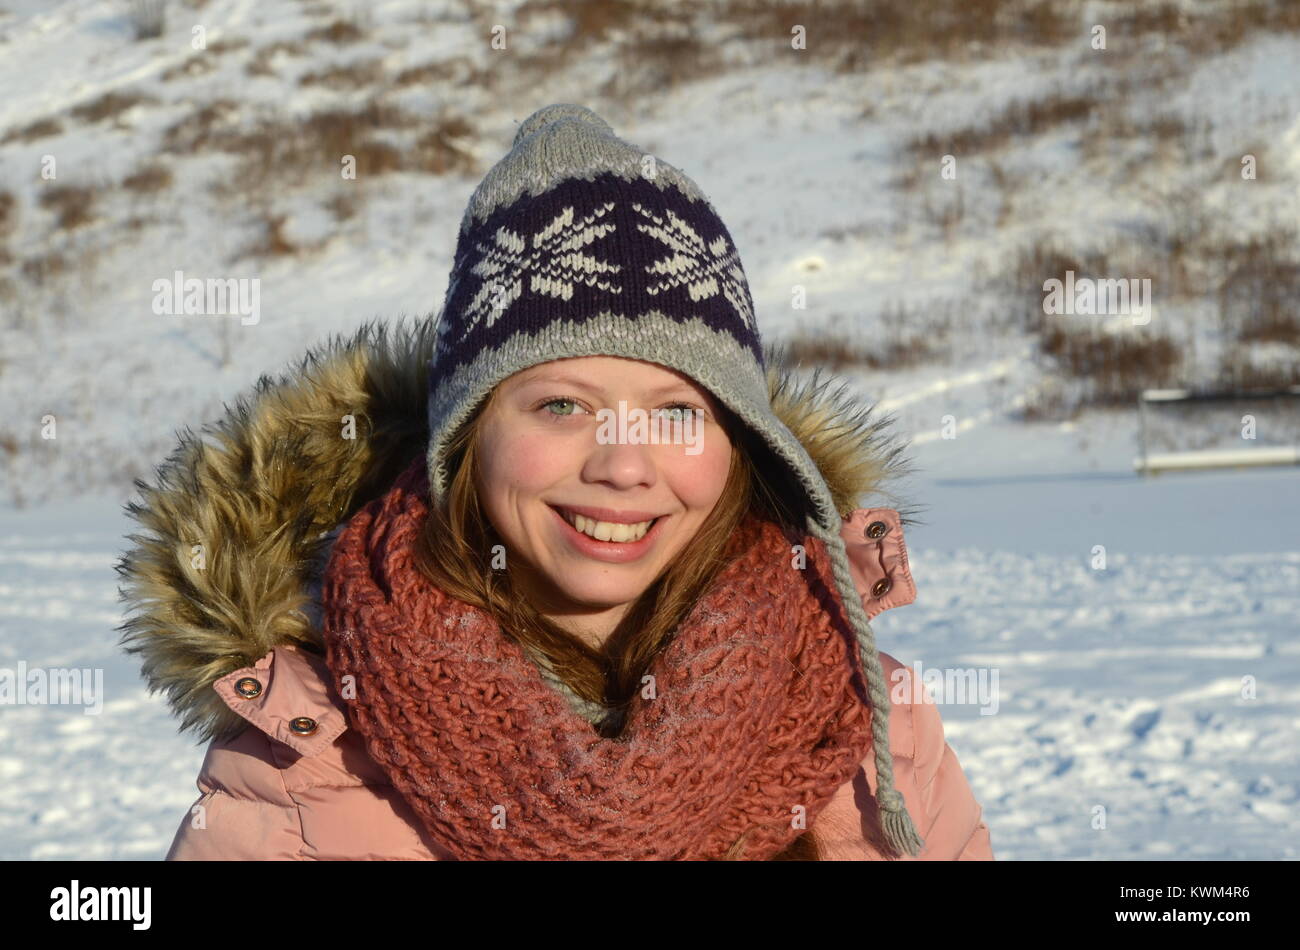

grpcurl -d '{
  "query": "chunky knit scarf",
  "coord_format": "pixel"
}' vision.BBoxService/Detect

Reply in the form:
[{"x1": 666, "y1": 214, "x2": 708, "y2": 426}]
[{"x1": 320, "y1": 458, "x2": 881, "y2": 860}]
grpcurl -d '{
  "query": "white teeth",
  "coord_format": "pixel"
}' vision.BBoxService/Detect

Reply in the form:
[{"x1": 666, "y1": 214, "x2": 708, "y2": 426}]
[{"x1": 561, "y1": 509, "x2": 655, "y2": 543}]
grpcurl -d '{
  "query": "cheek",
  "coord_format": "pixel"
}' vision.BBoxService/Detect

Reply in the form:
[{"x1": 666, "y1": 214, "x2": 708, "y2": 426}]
[
  {"x1": 477, "y1": 427, "x2": 570, "y2": 497},
  {"x1": 662, "y1": 439, "x2": 732, "y2": 511}
]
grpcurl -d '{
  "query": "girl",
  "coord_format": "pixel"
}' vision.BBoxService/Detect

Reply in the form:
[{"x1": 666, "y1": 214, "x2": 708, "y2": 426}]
[{"x1": 119, "y1": 104, "x2": 993, "y2": 861}]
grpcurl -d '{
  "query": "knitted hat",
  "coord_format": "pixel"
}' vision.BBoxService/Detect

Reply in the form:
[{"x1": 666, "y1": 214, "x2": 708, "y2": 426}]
[{"x1": 425, "y1": 103, "x2": 923, "y2": 859}]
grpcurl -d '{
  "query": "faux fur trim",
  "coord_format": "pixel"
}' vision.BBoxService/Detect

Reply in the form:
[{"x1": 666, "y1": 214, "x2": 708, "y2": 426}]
[{"x1": 116, "y1": 318, "x2": 920, "y2": 744}]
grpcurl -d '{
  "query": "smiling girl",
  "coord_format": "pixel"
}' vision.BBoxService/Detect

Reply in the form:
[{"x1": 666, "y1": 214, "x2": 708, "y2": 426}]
[{"x1": 120, "y1": 104, "x2": 992, "y2": 861}]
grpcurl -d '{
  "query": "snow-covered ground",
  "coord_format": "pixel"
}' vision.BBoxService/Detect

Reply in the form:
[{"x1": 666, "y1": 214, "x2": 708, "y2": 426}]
[
  {"x1": 3, "y1": 428, "x2": 1297, "y2": 860},
  {"x1": 1, "y1": 0, "x2": 1298, "y2": 859}
]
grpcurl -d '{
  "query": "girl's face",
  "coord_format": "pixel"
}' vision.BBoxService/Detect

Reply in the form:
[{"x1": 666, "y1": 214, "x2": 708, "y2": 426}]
[{"x1": 474, "y1": 356, "x2": 733, "y2": 639}]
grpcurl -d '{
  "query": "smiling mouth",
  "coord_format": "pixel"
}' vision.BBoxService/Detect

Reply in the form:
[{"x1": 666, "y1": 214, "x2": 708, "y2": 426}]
[{"x1": 548, "y1": 505, "x2": 664, "y2": 543}]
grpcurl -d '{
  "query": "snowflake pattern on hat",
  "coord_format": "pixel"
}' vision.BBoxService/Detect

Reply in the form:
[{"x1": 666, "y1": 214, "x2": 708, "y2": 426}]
[
  {"x1": 432, "y1": 172, "x2": 762, "y2": 375},
  {"x1": 633, "y1": 202, "x2": 755, "y2": 332},
  {"x1": 458, "y1": 202, "x2": 624, "y2": 337}
]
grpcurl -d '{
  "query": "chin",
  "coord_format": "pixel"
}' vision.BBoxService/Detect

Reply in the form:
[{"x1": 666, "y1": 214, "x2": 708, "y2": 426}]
[{"x1": 549, "y1": 576, "x2": 652, "y2": 610}]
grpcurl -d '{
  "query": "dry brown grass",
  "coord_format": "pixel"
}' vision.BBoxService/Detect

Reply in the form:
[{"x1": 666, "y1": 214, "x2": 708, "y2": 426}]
[
  {"x1": 407, "y1": 116, "x2": 477, "y2": 174},
  {"x1": 718, "y1": 0, "x2": 1072, "y2": 70},
  {"x1": 307, "y1": 19, "x2": 364, "y2": 44},
  {"x1": 1007, "y1": 211, "x2": 1300, "y2": 417},
  {"x1": 201, "y1": 103, "x2": 476, "y2": 200},
  {"x1": 508, "y1": 1, "x2": 720, "y2": 93},
  {"x1": 394, "y1": 57, "x2": 481, "y2": 87},
  {"x1": 1084, "y1": 95, "x2": 1214, "y2": 169},
  {"x1": 69, "y1": 90, "x2": 157, "y2": 124},
  {"x1": 246, "y1": 56, "x2": 277, "y2": 78},
  {"x1": 1017, "y1": 326, "x2": 1185, "y2": 420},
  {"x1": 232, "y1": 106, "x2": 413, "y2": 176},
  {"x1": 1217, "y1": 230, "x2": 1300, "y2": 346},
  {"x1": 39, "y1": 185, "x2": 96, "y2": 231},
  {"x1": 459, "y1": 0, "x2": 1293, "y2": 106},
  {"x1": 161, "y1": 36, "x2": 251, "y2": 80},
  {"x1": 780, "y1": 302, "x2": 944, "y2": 371},
  {"x1": 986, "y1": 158, "x2": 1013, "y2": 228},
  {"x1": 0, "y1": 191, "x2": 16, "y2": 238},
  {"x1": 1039, "y1": 324, "x2": 1182, "y2": 405},
  {"x1": 161, "y1": 99, "x2": 241, "y2": 153},
  {"x1": 1115, "y1": 185, "x2": 1216, "y2": 301},
  {"x1": 260, "y1": 39, "x2": 308, "y2": 58},
  {"x1": 1005, "y1": 241, "x2": 1112, "y2": 321},
  {"x1": 906, "y1": 87, "x2": 1101, "y2": 159},
  {"x1": 1003, "y1": 237, "x2": 1183, "y2": 416},
  {"x1": 326, "y1": 190, "x2": 359, "y2": 222},
  {"x1": 128, "y1": 0, "x2": 166, "y2": 41},
  {"x1": 207, "y1": 36, "x2": 251, "y2": 55},
  {"x1": 20, "y1": 250, "x2": 69, "y2": 287},
  {"x1": 920, "y1": 182, "x2": 966, "y2": 241},
  {"x1": 602, "y1": 32, "x2": 724, "y2": 98},
  {"x1": 1211, "y1": 346, "x2": 1300, "y2": 390},
  {"x1": 122, "y1": 161, "x2": 175, "y2": 194},
  {"x1": 162, "y1": 54, "x2": 217, "y2": 81},
  {"x1": 492, "y1": 0, "x2": 1075, "y2": 100},
  {"x1": 1143, "y1": 112, "x2": 1193, "y2": 143},
  {"x1": 1104, "y1": 0, "x2": 1300, "y2": 56},
  {"x1": 515, "y1": 0, "x2": 645, "y2": 43},
  {"x1": 394, "y1": 60, "x2": 449, "y2": 87},
  {"x1": 246, "y1": 38, "x2": 308, "y2": 76},
  {"x1": 299, "y1": 58, "x2": 386, "y2": 90},
  {"x1": 239, "y1": 213, "x2": 299, "y2": 259},
  {"x1": 1, "y1": 116, "x2": 63, "y2": 144}
]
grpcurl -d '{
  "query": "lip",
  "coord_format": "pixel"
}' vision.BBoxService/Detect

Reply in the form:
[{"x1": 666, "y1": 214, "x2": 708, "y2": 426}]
[
  {"x1": 547, "y1": 504, "x2": 670, "y2": 564},
  {"x1": 548, "y1": 504, "x2": 665, "y2": 524}
]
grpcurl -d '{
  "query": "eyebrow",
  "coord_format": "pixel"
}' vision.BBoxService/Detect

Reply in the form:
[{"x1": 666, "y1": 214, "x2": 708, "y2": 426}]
[{"x1": 515, "y1": 373, "x2": 702, "y2": 401}]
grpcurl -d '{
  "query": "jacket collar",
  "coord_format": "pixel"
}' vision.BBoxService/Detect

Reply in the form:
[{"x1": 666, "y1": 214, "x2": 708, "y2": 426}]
[
  {"x1": 211, "y1": 645, "x2": 346, "y2": 758},
  {"x1": 116, "y1": 319, "x2": 921, "y2": 744}
]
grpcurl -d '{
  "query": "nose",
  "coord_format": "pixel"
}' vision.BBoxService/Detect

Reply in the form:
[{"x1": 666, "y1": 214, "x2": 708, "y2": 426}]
[{"x1": 580, "y1": 433, "x2": 658, "y2": 490}]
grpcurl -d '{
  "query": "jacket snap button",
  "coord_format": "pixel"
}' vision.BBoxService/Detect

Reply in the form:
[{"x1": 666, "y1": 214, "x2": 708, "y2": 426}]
[
  {"x1": 289, "y1": 717, "x2": 318, "y2": 736},
  {"x1": 871, "y1": 578, "x2": 892, "y2": 597},
  {"x1": 865, "y1": 520, "x2": 889, "y2": 539},
  {"x1": 234, "y1": 677, "x2": 263, "y2": 699}
]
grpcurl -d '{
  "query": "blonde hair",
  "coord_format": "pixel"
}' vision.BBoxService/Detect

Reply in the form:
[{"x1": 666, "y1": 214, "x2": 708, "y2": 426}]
[{"x1": 413, "y1": 382, "x2": 820, "y2": 860}]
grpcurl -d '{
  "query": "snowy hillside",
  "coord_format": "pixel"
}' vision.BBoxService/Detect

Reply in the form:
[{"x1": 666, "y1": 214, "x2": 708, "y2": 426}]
[{"x1": 1, "y1": 0, "x2": 1297, "y2": 859}]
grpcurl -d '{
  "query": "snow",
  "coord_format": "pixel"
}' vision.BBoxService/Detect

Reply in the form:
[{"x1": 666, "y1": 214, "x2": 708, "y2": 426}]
[{"x1": 1, "y1": 0, "x2": 1297, "y2": 860}]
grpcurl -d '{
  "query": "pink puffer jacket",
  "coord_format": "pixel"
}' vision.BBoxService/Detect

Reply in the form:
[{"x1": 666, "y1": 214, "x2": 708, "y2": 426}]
[{"x1": 165, "y1": 507, "x2": 993, "y2": 861}]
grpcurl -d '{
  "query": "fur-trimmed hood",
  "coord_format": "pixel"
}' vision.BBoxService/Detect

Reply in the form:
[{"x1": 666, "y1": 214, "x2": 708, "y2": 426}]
[{"x1": 116, "y1": 318, "x2": 920, "y2": 745}]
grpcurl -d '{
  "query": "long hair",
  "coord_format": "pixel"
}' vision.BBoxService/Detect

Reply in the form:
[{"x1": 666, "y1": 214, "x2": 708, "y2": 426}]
[{"x1": 412, "y1": 383, "x2": 822, "y2": 860}]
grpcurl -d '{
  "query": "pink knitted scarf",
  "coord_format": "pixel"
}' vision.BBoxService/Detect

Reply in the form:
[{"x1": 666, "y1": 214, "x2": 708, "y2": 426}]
[{"x1": 320, "y1": 458, "x2": 879, "y2": 860}]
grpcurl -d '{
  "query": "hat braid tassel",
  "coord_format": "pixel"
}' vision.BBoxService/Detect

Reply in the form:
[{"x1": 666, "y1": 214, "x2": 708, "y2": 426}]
[{"x1": 810, "y1": 517, "x2": 926, "y2": 859}]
